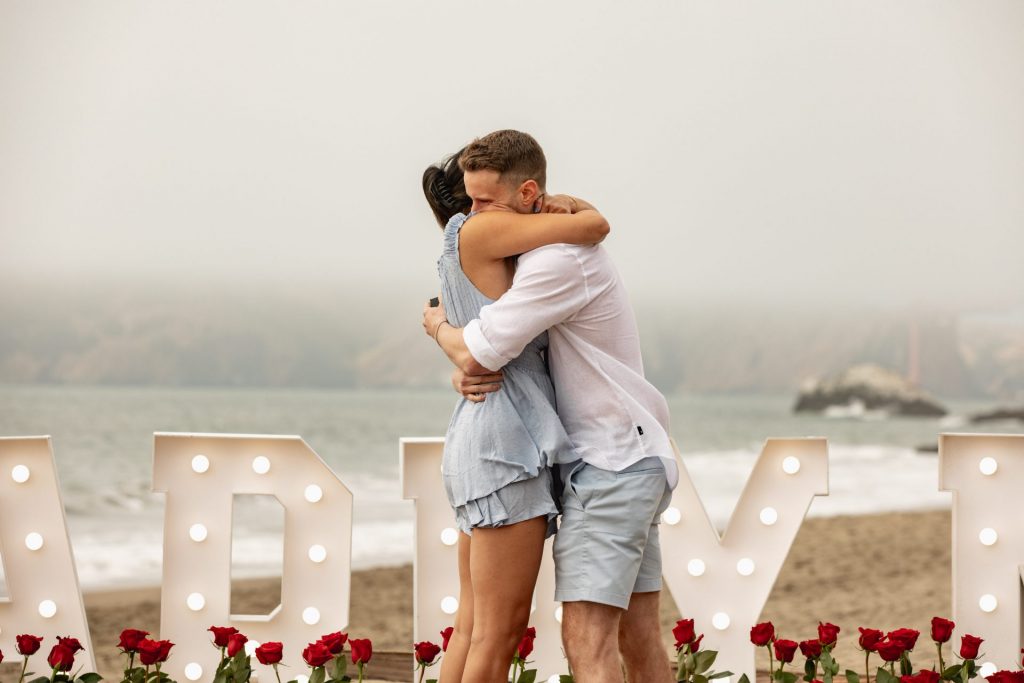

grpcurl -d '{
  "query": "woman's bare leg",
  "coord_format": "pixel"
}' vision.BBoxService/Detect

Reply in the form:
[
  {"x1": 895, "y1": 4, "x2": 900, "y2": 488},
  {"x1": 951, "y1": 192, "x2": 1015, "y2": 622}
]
[
  {"x1": 461, "y1": 517, "x2": 548, "y2": 683},
  {"x1": 439, "y1": 532, "x2": 474, "y2": 683}
]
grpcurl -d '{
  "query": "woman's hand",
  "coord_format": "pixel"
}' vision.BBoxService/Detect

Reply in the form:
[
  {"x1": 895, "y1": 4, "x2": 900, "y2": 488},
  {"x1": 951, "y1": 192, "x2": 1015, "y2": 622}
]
[
  {"x1": 540, "y1": 194, "x2": 577, "y2": 214},
  {"x1": 422, "y1": 298, "x2": 447, "y2": 339},
  {"x1": 451, "y1": 368, "x2": 504, "y2": 403}
]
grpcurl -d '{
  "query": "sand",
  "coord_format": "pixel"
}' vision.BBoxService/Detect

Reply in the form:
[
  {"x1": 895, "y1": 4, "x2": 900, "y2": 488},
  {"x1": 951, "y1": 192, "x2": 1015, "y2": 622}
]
[{"x1": 0, "y1": 510, "x2": 953, "y2": 682}]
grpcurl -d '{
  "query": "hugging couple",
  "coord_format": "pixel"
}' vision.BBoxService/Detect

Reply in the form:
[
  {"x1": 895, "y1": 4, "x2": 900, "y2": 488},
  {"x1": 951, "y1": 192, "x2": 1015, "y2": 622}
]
[{"x1": 420, "y1": 129, "x2": 679, "y2": 683}]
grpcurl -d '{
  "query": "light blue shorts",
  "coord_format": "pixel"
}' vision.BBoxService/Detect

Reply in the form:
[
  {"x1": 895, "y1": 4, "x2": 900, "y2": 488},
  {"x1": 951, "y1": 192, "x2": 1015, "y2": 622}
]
[
  {"x1": 553, "y1": 457, "x2": 672, "y2": 609},
  {"x1": 454, "y1": 466, "x2": 559, "y2": 539}
]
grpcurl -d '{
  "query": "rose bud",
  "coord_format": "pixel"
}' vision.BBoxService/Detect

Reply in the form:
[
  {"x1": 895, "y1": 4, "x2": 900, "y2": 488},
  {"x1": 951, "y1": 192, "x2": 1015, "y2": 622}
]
[
  {"x1": 158, "y1": 640, "x2": 174, "y2": 663},
  {"x1": 930, "y1": 618, "x2": 955, "y2": 644},
  {"x1": 440, "y1": 627, "x2": 454, "y2": 652},
  {"x1": 47, "y1": 644, "x2": 76, "y2": 671},
  {"x1": 774, "y1": 639, "x2": 799, "y2": 664},
  {"x1": 517, "y1": 627, "x2": 537, "y2": 660},
  {"x1": 208, "y1": 626, "x2": 239, "y2": 648},
  {"x1": 751, "y1": 622, "x2": 776, "y2": 646},
  {"x1": 302, "y1": 642, "x2": 333, "y2": 668},
  {"x1": 414, "y1": 641, "x2": 442, "y2": 666},
  {"x1": 889, "y1": 628, "x2": 920, "y2": 651},
  {"x1": 901, "y1": 671, "x2": 941, "y2": 683},
  {"x1": 16, "y1": 635, "x2": 43, "y2": 656},
  {"x1": 858, "y1": 627, "x2": 884, "y2": 652},
  {"x1": 673, "y1": 619, "x2": 696, "y2": 649},
  {"x1": 118, "y1": 629, "x2": 150, "y2": 653},
  {"x1": 318, "y1": 631, "x2": 348, "y2": 655},
  {"x1": 960, "y1": 634, "x2": 984, "y2": 660},
  {"x1": 138, "y1": 638, "x2": 171, "y2": 666},
  {"x1": 57, "y1": 637, "x2": 84, "y2": 653},
  {"x1": 876, "y1": 639, "x2": 906, "y2": 663},
  {"x1": 255, "y1": 642, "x2": 284, "y2": 666},
  {"x1": 800, "y1": 640, "x2": 823, "y2": 660},
  {"x1": 226, "y1": 633, "x2": 248, "y2": 658},
  {"x1": 818, "y1": 623, "x2": 840, "y2": 646},
  {"x1": 349, "y1": 638, "x2": 373, "y2": 665}
]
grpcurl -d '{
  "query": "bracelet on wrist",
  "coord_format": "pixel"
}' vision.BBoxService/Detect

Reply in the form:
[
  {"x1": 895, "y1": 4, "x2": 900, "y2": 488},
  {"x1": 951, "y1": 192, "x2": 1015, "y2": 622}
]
[{"x1": 432, "y1": 319, "x2": 449, "y2": 343}]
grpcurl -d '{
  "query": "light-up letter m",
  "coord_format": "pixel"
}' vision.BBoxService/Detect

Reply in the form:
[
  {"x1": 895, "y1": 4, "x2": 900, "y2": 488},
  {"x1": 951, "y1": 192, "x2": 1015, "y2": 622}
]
[{"x1": 153, "y1": 433, "x2": 352, "y2": 682}]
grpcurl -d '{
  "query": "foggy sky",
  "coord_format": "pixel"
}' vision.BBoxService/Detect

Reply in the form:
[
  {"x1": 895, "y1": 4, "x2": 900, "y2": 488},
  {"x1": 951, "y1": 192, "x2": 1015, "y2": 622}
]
[{"x1": 2, "y1": 1, "x2": 1023, "y2": 311}]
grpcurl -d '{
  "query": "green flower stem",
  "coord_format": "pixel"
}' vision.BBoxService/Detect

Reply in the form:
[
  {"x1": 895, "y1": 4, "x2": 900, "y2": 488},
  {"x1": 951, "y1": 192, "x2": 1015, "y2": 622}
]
[
  {"x1": 768, "y1": 646, "x2": 776, "y2": 678},
  {"x1": 418, "y1": 663, "x2": 426, "y2": 683},
  {"x1": 357, "y1": 662, "x2": 365, "y2": 683},
  {"x1": 273, "y1": 664, "x2": 283, "y2": 683},
  {"x1": 865, "y1": 652, "x2": 871, "y2": 683},
  {"x1": 937, "y1": 643, "x2": 945, "y2": 674},
  {"x1": 18, "y1": 655, "x2": 29, "y2": 683}
]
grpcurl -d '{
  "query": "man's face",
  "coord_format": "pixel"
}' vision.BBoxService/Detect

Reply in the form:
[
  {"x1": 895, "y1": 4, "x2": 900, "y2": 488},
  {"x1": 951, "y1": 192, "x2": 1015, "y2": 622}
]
[{"x1": 464, "y1": 169, "x2": 537, "y2": 215}]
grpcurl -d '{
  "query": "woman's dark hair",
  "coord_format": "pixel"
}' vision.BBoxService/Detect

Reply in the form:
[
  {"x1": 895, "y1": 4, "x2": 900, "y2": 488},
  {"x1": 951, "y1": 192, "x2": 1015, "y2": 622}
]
[{"x1": 422, "y1": 147, "x2": 471, "y2": 228}]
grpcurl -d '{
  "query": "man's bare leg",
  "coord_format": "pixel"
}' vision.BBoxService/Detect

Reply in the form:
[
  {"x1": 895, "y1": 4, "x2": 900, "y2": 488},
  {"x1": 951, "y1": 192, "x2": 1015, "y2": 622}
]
[
  {"x1": 438, "y1": 532, "x2": 473, "y2": 683},
  {"x1": 562, "y1": 600, "x2": 625, "y2": 683},
  {"x1": 618, "y1": 591, "x2": 672, "y2": 683}
]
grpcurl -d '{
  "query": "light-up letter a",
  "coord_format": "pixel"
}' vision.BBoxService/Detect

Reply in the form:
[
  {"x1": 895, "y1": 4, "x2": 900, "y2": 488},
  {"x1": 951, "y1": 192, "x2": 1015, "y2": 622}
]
[
  {"x1": 153, "y1": 433, "x2": 352, "y2": 683},
  {"x1": 661, "y1": 438, "x2": 829, "y2": 680},
  {"x1": 939, "y1": 433, "x2": 1024, "y2": 669},
  {"x1": 0, "y1": 436, "x2": 95, "y2": 671}
]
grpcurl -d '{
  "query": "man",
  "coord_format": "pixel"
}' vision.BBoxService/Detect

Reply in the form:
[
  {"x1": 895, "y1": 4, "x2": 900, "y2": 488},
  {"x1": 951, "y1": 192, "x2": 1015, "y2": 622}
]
[{"x1": 423, "y1": 129, "x2": 678, "y2": 683}]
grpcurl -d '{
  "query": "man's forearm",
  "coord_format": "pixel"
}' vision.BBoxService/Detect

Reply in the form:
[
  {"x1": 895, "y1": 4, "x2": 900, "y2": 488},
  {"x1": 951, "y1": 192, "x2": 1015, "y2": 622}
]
[{"x1": 435, "y1": 323, "x2": 491, "y2": 375}]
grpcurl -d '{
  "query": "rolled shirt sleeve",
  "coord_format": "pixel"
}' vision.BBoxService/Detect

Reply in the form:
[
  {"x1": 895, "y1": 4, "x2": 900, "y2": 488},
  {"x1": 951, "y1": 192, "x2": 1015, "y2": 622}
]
[{"x1": 463, "y1": 245, "x2": 591, "y2": 371}]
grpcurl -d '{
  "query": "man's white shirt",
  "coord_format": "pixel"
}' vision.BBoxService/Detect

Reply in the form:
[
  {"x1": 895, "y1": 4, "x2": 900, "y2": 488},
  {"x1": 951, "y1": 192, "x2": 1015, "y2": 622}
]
[{"x1": 463, "y1": 243, "x2": 679, "y2": 489}]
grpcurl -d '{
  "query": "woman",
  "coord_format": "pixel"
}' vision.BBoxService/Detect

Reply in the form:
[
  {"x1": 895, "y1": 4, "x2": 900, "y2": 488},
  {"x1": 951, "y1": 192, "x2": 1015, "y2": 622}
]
[{"x1": 421, "y1": 147, "x2": 609, "y2": 682}]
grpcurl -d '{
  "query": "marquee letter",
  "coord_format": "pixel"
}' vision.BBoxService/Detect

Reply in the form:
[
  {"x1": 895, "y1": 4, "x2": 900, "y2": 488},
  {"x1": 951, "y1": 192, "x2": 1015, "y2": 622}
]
[{"x1": 153, "y1": 433, "x2": 352, "y2": 682}]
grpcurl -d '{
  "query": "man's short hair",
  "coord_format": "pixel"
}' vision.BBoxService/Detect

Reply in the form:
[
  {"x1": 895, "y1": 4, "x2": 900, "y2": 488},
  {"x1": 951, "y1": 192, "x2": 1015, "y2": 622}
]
[{"x1": 458, "y1": 129, "x2": 547, "y2": 191}]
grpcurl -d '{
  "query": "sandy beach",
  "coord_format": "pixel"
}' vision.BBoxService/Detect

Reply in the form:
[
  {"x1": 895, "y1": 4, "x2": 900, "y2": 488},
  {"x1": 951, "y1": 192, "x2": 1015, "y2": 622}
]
[{"x1": 0, "y1": 510, "x2": 953, "y2": 682}]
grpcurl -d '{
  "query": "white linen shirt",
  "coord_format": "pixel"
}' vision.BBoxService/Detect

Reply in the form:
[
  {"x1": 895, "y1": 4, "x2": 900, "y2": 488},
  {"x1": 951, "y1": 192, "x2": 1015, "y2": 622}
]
[{"x1": 463, "y1": 243, "x2": 678, "y2": 488}]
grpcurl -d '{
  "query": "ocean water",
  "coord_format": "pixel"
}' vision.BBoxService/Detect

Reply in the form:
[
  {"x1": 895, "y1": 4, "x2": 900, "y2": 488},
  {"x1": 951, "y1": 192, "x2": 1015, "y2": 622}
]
[{"x1": 0, "y1": 384, "x2": 1016, "y2": 589}]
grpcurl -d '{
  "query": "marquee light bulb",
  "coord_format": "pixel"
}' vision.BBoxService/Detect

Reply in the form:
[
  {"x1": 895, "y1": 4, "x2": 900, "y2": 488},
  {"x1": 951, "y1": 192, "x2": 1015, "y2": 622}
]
[
  {"x1": 782, "y1": 456, "x2": 801, "y2": 474},
  {"x1": 244, "y1": 640, "x2": 260, "y2": 656},
  {"x1": 304, "y1": 484, "x2": 323, "y2": 503},
  {"x1": 191, "y1": 455, "x2": 210, "y2": 474},
  {"x1": 11, "y1": 464, "x2": 30, "y2": 483},
  {"x1": 303, "y1": 607, "x2": 321, "y2": 625},
  {"x1": 712, "y1": 612, "x2": 730, "y2": 630},
  {"x1": 186, "y1": 593, "x2": 206, "y2": 611},
  {"x1": 440, "y1": 527, "x2": 459, "y2": 546},
  {"x1": 979, "y1": 528, "x2": 998, "y2": 546},
  {"x1": 308, "y1": 544, "x2": 327, "y2": 563},
  {"x1": 441, "y1": 596, "x2": 459, "y2": 615},
  {"x1": 39, "y1": 600, "x2": 57, "y2": 618},
  {"x1": 759, "y1": 507, "x2": 778, "y2": 525},
  {"x1": 978, "y1": 457, "x2": 998, "y2": 476},
  {"x1": 189, "y1": 524, "x2": 208, "y2": 542},
  {"x1": 25, "y1": 532, "x2": 44, "y2": 551},
  {"x1": 979, "y1": 594, "x2": 997, "y2": 612},
  {"x1": 548, "y1": 677, "x2": 562, "y2": 683},
  {"x1": 252, "y1": 456, "x2": 271, "y2": 474},
  {"x1": 554, "y1": 605, "x2": 564, "y2": 624},
  {"x1": 661, "y1": 507, "x2": 682, "y2": 525},
  {"x1": 736, "y1": 558, "x2": 756, "y2": 576},
  {"x1": 184, "y1": 664, "x2": 203, "y2": 681},
  {"x1": 687, "y1": 559, "x2": 706, "y2": 577},
  {"x1": 979, "y1": 664, "x2": 997, "y2": 678},
  {"x1": 296, "y1": 676, "x2": 309, "y2": 683}
]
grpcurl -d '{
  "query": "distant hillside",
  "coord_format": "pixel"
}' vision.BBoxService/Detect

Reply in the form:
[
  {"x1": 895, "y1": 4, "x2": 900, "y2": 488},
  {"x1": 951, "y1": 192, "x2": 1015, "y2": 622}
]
[{"x1": 1, "y1": 286, "x2": 1022, "y2": 400}]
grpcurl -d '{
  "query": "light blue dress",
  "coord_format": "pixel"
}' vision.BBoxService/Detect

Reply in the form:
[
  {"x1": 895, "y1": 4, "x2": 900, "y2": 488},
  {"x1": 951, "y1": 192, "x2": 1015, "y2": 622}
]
[{"x1": 437, "y1": 212, "x2": 576, "y2": 536}]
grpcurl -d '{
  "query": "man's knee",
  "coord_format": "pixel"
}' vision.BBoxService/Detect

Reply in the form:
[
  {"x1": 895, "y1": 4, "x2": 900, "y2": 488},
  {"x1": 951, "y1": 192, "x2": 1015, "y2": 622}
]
[{"x1": 563, "y1": 601, "x2": 622, "y2": 656}]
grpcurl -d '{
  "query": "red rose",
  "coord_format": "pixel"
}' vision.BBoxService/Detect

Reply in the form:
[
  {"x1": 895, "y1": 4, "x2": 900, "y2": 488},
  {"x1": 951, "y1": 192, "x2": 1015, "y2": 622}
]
[
  {"x1": 774, "y1": 639, "x2": 799, "y2": 663},
  {"x1": 987, "y1": 672, "x2": 1024, "y2": 683},
  {"x1": 16, "y1": 635, "x2": 43, "y2": 656},
  {"x1": 255, "y1": 642, "x2": 283, "y2": 665},
  {"x1": 901, "y1": 671, "x2": 941, "y2": 683},
  {"x1": 1020, "y1": 649, "x2": 1024, "y2": 669},
  {"x1": 440, "y1": 627, "x2": 454, "y2": 652},
  {"x1": 57, "y1": 637, "x2": 84, "y2": 653},
  {"x1": 208, "y1": 626, "x2": 239, "y2": 648},
  {"x1": 138, "y1": 639, "x2": 173, "y2": 666},
  {"x1": 318, "y1": 631, "x2": 348, "y2": 655},
  {"x1": 818, "y1": 623, "x2": 840, "y2": 646},
  {"x1": 692, "y1": 634, "x2": 704, "y2": 653},
  {"x1": 119, "y1": 629, "x2": 150, "y2": 653},
  {"x1": 516, "y1": 627, "x2": 537, "y2": 660},
  {"x1": 751, "y1": 622, "x2": 776, "y2": 646},
  {"x1": 674, "y1": 619, "x2": 696, "y2": 650},
  {"x1": 800, "y1": 640, "x2": 823, "y2": 660},
  {"x1": 414, "y1": 641, "x2": 442, "y2": 666},
  {"x1": 226, "y1": 633, "x2": 248, "y2": 658},
  {"x1": 302, "y1": 642, "x2": 333, "y2": 668},
  {"x1": 0, "y1": 649, "x2": 3, "y2": 664},
  {"x1": 889, "y1": 629, "x2": 920, "y2": 651},
  {"x1": 350, "y1": 638, "x2": 373, "y2": 665},
  {"x1": 157, "y1": 641, "x2": 174, "y2": 662},
  {"x1": 876, "y1": 639, "x2": 905, "y2": 663},
  {"x1": 960, "y1": 635, "x2": 984, "y2": 660},
  {"x1": 47, "y1": 644, "x2": 77, "y2": 671},
  {"x1": 858, "y1": 628, "x2": 884, "y2": 652},
  {"x1": 930, "y1": 618, "x2": 955, "y2": 644}
]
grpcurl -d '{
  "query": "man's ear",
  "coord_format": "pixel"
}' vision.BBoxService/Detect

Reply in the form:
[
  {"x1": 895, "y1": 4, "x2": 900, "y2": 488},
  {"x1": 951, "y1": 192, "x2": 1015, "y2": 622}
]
[{"x1": 517, "y1": 179, "x2": 541, "y2": 209}]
